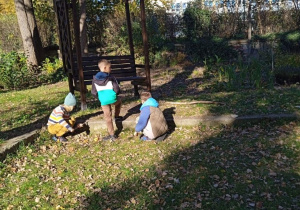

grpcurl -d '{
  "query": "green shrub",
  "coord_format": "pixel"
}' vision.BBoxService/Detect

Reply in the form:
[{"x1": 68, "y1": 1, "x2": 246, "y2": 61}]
[
  {"x1": 0, "y1": 52, "x2": 65, "y2": 90},
  {"x1": 150, "y1": 50, "x2": 187, "y2": 68},
  {"x1": 254, "y1": 31, "x2": 300, "y2": 53},
  {"x1": 206, "y1": 57, "x2": 274, "y2": 90},
  {"x1": 279, "y1": 31, "x2": 300, "y2": 52},
  {"x1": 41, "y1": 57, "x2": 62, "y2": 74},
  {"x1": 274, "y1": 53, "x2": 300, "y2": 84},
  {"x1": 183, "y1": 8, "x2": 212, "y2": 39},
  {"x1": 186, "y1": 37, "x2": 237, "y2": 63},
  {"x1": 0, "y1": 52, "x2": 33, "y2": 89},
  {"x1": 38, "y1": 57, "x2": 65, "y2": 83},
  {"x1": 150, "y1": 51, "x2": 169, "y2": 68},
  {"x1": 275, "y1": 53, "x2": 300, "y2": 68}
]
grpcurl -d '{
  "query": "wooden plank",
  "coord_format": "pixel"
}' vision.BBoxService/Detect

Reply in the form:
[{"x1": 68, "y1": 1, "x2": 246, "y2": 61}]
[
  {"x1": 80, "y1": 72, "x2": 137, "y2": 78},
  {"x1": 72, "y1": 55, "x2": 147, "y2": 91},
  {"x1": 74, "y1": 62, "x2": 135, "y2": 69},
  {"x1": 74, "y1": 55, "x2": 132, "y2": 61},
  {"x1": 135, "y1": 64, "x2": 145, "y2": 68},
  {"x1": 79, "y1": 64, "x2": 134, "y2": 70},
  {"x1": 83, "y1": 76, "x2": 146, "y2": 85},
  {"x1": 79, "y1": 75, "x2": 145, "y2": 81},
  {"x1": 84, "y1": 80, "x2": 92, "y2": 85},
  {"x1": 74, "y1": 72, "x2": 138, "y2": 79},
  {"x1": 75, "y1": 71, "x2": 137, "y2": 78},
  {"x1": 74, "y1": 68, "x2": 136, "y2": 75},
  {"x1": 131, "y1": 80, "x2": 148, "y2": 86},
  {"x1": 75, "y1": 57, "x2": 134, "y2": 63},
  {"x1": 77, "y1": 60, "x2": 134, "y2": 67},
  {"x1": 117, "y1": 76, "x2": 146, "y2": 81},
  {"x1": 82, "y1": 69, "x2": 136, "y2": 75},
  {"x1": 77, "y1": 72, "x2": 138, "y2": 81}
]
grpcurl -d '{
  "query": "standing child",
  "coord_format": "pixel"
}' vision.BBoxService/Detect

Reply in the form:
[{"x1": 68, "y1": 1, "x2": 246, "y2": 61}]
[
  {"x1": 91, "y1": 59, "x2": 122, "y2": 141},
  {"x1": 47, "y1": 92, "x2": 78, "y2": 142},
  {"x1": 134, "y1": 92, "x2": 168, "y2": 141}
]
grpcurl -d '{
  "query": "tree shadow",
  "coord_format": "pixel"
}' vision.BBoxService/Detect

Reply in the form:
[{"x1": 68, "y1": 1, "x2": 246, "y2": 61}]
[
  {"x1": 122, "y1": 104, "x2": 141, "y2": 120},
  {"x1": 83, "y1": 120, "x2": 300, "y2": 209},
  {"x1": 0, "y1": 103, "x2": 102, "y2": 140},
  {"x1": 163, "y1": 107, "x2": 176, "y2": 136},
  {"x1": 80, "y1": 64, "x2": 300, "y2": 209},
  {"x1": 150, "y1": 65, "x2": 206, "y2": 101}
]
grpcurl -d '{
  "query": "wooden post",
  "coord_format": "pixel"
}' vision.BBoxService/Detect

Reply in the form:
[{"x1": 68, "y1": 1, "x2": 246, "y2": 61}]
[
  {"x1": 67, "y1": 74, "x2": 75, "y2": 94},
  {"x1": 125, "y1": 0, "x2": 139, "y2": 96},
  {"x1": 79, "y1": 0, "x2": 88, "y2": 56},
  {"x1": 125, "y1": 0, "x2": 135, "y2": 58},
  {"x1": 71, "y1": 0, "x2": 87, "y2": 110},
  {"x1": 140, "y1": 0, "x2": 151, "y2": 91},
  {"x1": 53, "y1": 0, "x2": 75, "y2": 94}
]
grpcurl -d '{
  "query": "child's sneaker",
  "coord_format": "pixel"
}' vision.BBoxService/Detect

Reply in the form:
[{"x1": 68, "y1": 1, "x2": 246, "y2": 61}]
[
  {"x1": 102, "y1": 135, "x2": 117, "y2": 141},
  {"x1": 52, "y1": 135, "x2": 58, "y2": 141},
  {"x1": 155, "y1": 133, "x2": 167, "y2": 142},
  {"x1": 58, "y1": 136, "x2": 68, "y2": 143},
  {"x1": 140, "y1": 136, "x2": 151, "y2": 141}
]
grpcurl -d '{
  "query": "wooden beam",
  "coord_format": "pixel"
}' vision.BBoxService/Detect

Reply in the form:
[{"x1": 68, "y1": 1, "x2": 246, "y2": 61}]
[
  {"x1": 125, "y1": 0, "x2": 135, "y2": 58},
  {"x1": 71, "y1": 0, "x2": 87, "y2": 110},
  {"x1": 53, "y1": 0, "x2": 75, "y2": 94},
  {"x1": 140, "y1": 0, "x2": 151, "y2": 92}
]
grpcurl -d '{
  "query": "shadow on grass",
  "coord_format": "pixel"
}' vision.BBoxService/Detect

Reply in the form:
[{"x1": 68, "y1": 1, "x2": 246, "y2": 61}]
[
  {"x1": 122, "y1": 104, "x2": 141, "y2": 120},
  {"x1": 163, "y1": 107, "x2": 176, "y2": 135},
  {"x1": 84, "y1": 120, "x2": 300, "y2": 209},
  {"x1": 0, "y1": 100, "x2": 102, "y2": 141},
  {"x1": 2, "y1": 63, "x2": 298, "y2": 141},
  {"x1": 0, "y1": 64, "x2": 200, "y2": 141},
  {"x1": 1, "y1": 61, "x2": 300, "y2": 208},
  {"x1": 150, "y1": 65, "x2": 205, "y2": 101},
  {"x1": 79, "y1": 63, "x2": 299, "y2": 209}
]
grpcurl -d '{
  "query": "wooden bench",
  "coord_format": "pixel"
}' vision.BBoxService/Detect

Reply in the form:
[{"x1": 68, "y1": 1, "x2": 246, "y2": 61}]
[{"x1": 73, "y1": 55, "x2": 147, "y2": 96}]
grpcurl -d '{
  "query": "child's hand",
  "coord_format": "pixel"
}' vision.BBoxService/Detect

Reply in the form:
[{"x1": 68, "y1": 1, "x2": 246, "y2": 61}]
[
  {"x1": 134, "y1": 131, "x2": 139, "y2": 136},
  {"x1": 76, "y1": 123, "x2": 84, "y2": 129},
  {"x1": 135, "y1": 117, "x2": 139, "y2": 124}
]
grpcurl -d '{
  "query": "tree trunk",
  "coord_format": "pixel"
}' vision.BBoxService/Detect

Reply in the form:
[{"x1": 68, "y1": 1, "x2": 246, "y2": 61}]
[
  {"x1": 257, "y1": 0, "x2": 263, "y2": 34},
  {"x1": 247, "y1": 0, "x2": 252, "y2": 40},
  {"x1": 79, "y1": 0, "x2": 88, "y2": 56},
  {"x1": 14, "y1": 0, "x2": 45, "y2": 67}
]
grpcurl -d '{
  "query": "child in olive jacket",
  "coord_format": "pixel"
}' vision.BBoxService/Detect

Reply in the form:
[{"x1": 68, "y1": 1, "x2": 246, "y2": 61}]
[{"x1": 91, "y1": 59, "x2": 122, "y2": 141}]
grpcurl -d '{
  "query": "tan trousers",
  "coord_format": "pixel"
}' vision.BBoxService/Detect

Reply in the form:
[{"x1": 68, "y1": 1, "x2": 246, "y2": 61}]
[
  {"x1": 48, "y1": 117, "x2": 76, "y2": 137},
  {"x1": 101, "y1": 98, "x2": 121, "y2": 135}
]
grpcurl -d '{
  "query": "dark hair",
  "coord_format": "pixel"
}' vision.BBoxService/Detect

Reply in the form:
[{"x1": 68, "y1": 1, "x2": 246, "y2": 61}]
[{"x1": 140, "y1": 91, "x2": 152, "y2": 101}]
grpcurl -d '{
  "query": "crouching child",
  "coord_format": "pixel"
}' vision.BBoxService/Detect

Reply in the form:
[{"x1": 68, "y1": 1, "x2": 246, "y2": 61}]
[
  {"x1": 134, "y1": 92, "x2": 168, "y2": 141},
  {"x1": 47, "y1": 92, "x2": 78, "y2": 142}
]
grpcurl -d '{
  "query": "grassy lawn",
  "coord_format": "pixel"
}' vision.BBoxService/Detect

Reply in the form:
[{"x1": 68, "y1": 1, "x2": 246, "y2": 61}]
[
  {"x1": 0, "y1": 82, "x2": 98, "y2": 141},
  {"x1": 1, "y1": 66, "x2": 300, "y2": 141},
  {"x1": 0, "y1": 66, "x2": 300, "y2": 208},
  {"x1": 0, "y1": 121, "x2": 299, "y2": 209}
]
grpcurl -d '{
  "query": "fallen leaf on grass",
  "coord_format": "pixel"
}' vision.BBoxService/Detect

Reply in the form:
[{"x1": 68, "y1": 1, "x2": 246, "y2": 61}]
[{"x1": 130, "y1": 197, "x2": 137, "y2": 204}]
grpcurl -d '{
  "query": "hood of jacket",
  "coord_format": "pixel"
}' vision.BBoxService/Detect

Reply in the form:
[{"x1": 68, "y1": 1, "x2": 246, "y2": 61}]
[
  {"x1": 95, "y1": 72, "x2": 109, "y2": 80},
  {"x1": 140, "y1": 98, "x2": 159, "y2": 110},
  {"x1": 93, "y1": 72, "x2": 110, "y2": 86}
]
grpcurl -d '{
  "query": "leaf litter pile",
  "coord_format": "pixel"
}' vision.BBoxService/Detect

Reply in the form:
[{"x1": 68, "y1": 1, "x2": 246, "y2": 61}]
[{"x1": 1, "y1": 120, "x2": 300, "y2": 209}]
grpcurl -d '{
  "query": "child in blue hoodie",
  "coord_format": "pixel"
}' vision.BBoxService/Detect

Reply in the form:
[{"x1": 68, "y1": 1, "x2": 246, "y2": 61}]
[
  {"x1": 134, "y1": 92, "x2": 168, "y2": 141},
  {"x1": 91, "y1": 59, "x2": 122, "y2": 141}
]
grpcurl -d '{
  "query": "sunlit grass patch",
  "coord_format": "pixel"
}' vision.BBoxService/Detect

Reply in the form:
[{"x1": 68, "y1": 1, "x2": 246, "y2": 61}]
[{"x1": 1, "y1": 121, "x2": 299, "y2": 209}]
